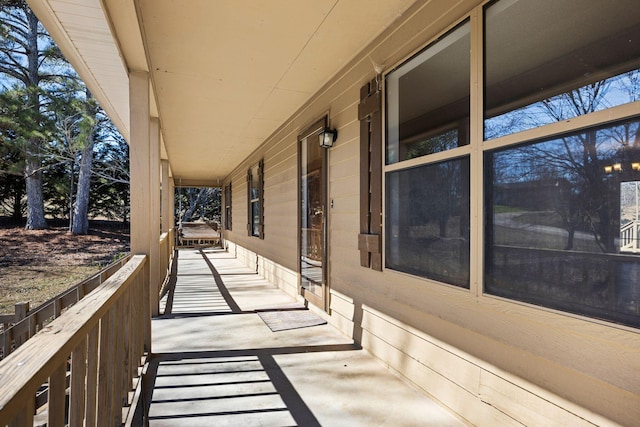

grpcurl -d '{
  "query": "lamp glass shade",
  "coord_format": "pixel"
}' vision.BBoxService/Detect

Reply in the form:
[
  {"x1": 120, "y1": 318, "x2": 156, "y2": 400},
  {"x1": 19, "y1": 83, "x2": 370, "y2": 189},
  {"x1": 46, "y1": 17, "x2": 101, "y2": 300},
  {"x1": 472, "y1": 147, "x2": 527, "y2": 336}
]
[{"x1": 319, "y1": 128, "x2": 337, "y2": 148}]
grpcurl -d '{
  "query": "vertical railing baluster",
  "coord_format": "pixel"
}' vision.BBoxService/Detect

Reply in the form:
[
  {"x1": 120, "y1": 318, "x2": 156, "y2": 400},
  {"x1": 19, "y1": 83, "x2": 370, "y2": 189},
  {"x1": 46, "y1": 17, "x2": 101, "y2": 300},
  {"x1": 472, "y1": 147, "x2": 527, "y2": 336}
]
[
  {"x1": 85, "y1": 326, "x2": 99, "y2": 426},
  {"x1": 8, "y1": 393, "x2": 34, "y2": 427},
  {"x1": 142, "y1": 262, "x2": 151, "y2": 355},
  {"x1": 122, "y1": 286, "x2": 132, "y2": 402},
  {"x1": 69, "y1": 337, "x2": 87, "y2": 427},
  {"x1": 48, "y1": 361, "x2": 67, "y2": 427},
  {"x1": 96, "y1": 309, "x2": 114, "y2": 426},
  {"x1": 112, "y1": 298, "x2": 124, "y2": 425},
  {"x1": 3, "y1": 327, "x2": 12, "y2": 358}
]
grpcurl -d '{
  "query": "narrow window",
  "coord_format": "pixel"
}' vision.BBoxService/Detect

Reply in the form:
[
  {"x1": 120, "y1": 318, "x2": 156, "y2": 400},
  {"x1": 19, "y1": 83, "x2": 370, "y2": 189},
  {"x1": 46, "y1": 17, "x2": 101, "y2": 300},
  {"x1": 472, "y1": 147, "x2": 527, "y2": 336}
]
[
  {"x1": 224, "y1": 183, "x2": 232, "y2": 230},
  {"x1": 247, "y1": 160, "x2": 264, "y2": 238}
]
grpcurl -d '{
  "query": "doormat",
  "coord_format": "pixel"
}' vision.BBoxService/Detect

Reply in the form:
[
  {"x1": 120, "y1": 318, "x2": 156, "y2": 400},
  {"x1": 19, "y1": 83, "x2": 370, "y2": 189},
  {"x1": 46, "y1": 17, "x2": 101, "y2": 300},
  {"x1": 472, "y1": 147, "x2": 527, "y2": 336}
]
[{"x1": 256, "y1": 308, "x2": 327, "y2": 332}]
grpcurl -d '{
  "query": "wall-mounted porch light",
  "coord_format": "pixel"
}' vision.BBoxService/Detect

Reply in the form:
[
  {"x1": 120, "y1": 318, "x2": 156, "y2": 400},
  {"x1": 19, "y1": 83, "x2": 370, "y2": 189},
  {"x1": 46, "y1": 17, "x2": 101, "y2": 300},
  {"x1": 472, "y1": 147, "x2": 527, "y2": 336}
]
[{"x1": 319, "y1": 127, "x2": 338, "y2": 148}]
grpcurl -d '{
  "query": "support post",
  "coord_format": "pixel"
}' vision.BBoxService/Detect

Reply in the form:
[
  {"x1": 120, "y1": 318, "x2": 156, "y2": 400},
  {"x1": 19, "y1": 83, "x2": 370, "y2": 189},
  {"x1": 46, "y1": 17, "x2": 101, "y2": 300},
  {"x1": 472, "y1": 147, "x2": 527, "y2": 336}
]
[
  {"x1": 149, "y1": 118, "x2": 161, "y2": 315},
  {"x1": 129, "y1": 71, "x2": 156, "y2": 354}
]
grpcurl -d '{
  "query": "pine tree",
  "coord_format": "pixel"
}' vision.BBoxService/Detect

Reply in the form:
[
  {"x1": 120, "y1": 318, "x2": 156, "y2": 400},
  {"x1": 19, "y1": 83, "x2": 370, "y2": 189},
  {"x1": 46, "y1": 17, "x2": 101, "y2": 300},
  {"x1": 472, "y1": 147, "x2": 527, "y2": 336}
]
[{"x1": 0, "y1": 0, "x2": 70, "y2": 229}]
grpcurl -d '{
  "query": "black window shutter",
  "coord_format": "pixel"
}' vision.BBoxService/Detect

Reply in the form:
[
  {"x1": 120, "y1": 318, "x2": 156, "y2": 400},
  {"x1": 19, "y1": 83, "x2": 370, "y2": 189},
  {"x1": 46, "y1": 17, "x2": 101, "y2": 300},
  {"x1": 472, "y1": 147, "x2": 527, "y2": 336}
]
[{"x1": 358, "y1": 77, "x2": 382, "y2": 271}]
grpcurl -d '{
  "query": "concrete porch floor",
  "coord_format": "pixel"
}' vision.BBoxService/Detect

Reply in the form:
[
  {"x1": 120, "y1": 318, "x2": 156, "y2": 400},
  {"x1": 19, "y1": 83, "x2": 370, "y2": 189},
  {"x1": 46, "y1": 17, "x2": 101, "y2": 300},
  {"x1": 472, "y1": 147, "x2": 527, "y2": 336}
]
[{"x1": 146, "y1": 248, "x2": 467, "y2": 426}]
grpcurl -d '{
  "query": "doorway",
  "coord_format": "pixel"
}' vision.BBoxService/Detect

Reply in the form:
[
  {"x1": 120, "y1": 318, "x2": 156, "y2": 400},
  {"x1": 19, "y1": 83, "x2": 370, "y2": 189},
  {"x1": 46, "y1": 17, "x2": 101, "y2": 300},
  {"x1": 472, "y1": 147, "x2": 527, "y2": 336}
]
[{"x1": 299, "y1": 118, "x2": 329, "y2": 310}]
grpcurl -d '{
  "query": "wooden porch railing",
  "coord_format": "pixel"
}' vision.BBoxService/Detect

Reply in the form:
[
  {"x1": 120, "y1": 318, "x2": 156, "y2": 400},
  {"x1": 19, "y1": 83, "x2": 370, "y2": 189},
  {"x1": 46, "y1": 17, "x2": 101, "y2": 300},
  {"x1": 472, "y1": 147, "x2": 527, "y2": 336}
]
[
  {"x1": 621, "y1": 220, "x2": 640, "y2": 253},
  {"x1": 0, "y1": 255, "x2": 149, "y2": 427},
  {"x1": 0, "y1": 254, "x2": 133, "y2": 360}
]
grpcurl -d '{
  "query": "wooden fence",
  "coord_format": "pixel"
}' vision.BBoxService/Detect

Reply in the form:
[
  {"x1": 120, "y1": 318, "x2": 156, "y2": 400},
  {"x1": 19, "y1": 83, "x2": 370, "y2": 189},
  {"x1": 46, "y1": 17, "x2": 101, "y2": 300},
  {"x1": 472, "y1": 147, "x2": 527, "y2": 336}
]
[
  {"x1": 0, "y1": 253, "x2": 133, "y2": 360},
  {"x1": 0, "y1": 255, "x2": 149, "y2": 427}
]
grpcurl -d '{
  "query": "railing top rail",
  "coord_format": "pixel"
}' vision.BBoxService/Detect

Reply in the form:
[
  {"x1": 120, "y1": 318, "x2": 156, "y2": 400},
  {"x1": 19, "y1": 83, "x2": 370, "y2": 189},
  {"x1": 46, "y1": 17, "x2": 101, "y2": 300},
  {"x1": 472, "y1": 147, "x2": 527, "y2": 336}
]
[
  {"x1": 0, "y1": 254, "x2": 146, "y2": 423},
  {"x1": 621, "y1": 221, "x2": 635, "y2": 232}
]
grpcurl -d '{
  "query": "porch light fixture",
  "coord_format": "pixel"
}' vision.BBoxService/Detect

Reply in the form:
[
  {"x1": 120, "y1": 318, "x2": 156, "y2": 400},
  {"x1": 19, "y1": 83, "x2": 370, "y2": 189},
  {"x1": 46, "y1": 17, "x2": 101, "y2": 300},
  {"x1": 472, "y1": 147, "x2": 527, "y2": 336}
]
[{"x1": 319, "y1": 127, "x2": 338, "y2": 148}]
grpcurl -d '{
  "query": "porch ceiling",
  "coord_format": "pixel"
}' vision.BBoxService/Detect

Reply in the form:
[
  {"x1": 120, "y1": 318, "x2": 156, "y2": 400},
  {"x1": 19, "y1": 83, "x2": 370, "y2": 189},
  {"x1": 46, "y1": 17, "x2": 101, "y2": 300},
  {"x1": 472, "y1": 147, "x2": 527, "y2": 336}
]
[{"x1": 27, "y1": 0, "x2": 416, "y2": 186}]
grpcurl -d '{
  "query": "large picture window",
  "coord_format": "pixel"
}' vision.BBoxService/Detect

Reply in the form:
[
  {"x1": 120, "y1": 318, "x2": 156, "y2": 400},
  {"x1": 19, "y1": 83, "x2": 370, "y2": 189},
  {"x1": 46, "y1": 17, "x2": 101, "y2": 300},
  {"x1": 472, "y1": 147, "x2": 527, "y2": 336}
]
[
  {"x1": 383, "y1": 0, "x2": 640, "y2": 327},
  {"x1": 485, "y1": 119, "x2": 640, "y2": 327},
  {"x1": 385, "y1": 19, "x2": 471, "y2": 288},
  {"x1": 482, "y1": 0, "x2": 640, "y2": 328}
]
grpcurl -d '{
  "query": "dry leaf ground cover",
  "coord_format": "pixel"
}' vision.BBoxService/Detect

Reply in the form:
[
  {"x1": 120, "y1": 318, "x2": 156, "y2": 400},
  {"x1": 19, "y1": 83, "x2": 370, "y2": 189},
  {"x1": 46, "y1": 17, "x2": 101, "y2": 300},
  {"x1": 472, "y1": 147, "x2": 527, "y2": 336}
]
[{"x1": 0, "y1": 219, "x2": 129, "y2": 314}]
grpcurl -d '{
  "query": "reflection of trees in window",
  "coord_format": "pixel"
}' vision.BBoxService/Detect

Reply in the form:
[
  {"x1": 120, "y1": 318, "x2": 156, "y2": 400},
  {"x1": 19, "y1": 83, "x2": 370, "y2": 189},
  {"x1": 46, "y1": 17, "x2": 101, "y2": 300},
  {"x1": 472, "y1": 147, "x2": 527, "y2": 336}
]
[
  {"x1": 491, "y1": 121, "x2": 640, "y2": 254},
  {"x1": 486, "y1": 119, "x2": 640, "y2": 327},
  {"x1": 405, "y1": 129, "x2": 459, "y2": 161},
  {"x1": 486, "y1": 74, "x2": 640, "y2": 140},
  {"x1": 488, "y1": 66, "x2": 640, "y2": 253}
]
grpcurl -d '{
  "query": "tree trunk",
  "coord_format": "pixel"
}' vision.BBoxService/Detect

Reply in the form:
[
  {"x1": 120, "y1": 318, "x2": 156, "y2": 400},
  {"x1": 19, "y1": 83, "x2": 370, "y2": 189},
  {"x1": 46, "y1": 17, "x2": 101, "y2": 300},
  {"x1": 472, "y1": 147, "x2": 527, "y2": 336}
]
[
  {"x1": 25, "y1": 150, "x2": 47, "y2": 229},
  {"x1": 24, "y1": 9, "x2": 47, "y2": 230},
  {"x1": 182, "y1": 188, "x2": 207, "y2": 223},
  {"x1": 68, "y1": 159, "x2": 74, "y2": 231},
  {"x1": 565, "y1": 227, "x2": 575, "y2": 250},
  {"x1": 71, "y1": 89, "x2": 99, "y2": 235},
  {"x1": 11, "y1": 181, "x2": 23, "y2": 222},
  {"x1": 71, "y1": 134, "x2": 95, "y2": 235}
]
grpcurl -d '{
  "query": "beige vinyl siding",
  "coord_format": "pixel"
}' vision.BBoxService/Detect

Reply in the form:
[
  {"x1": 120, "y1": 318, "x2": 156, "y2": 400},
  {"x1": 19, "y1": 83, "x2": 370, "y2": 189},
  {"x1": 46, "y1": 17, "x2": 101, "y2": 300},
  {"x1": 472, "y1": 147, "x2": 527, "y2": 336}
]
[{"x1": 221, "y1": 0, "x2": 640, "y2": 425}]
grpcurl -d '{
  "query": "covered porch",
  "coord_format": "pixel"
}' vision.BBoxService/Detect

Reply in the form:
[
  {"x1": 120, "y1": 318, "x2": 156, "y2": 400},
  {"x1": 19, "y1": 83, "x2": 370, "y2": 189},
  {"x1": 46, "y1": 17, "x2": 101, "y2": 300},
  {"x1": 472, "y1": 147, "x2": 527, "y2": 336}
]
[{"x1": 145, "y1": 248, "x2": 463, "y2": 426}]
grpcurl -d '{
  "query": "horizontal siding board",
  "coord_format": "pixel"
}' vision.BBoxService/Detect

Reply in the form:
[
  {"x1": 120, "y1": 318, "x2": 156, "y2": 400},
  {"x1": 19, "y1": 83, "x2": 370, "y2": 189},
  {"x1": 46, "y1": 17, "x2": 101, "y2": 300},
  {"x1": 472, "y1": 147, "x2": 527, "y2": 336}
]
[
  {"x1": 327, "y1": 196, "x2": 358, "y2": 216},
  {"x1": 330, "y1": 158, "x2": 359, "y2": 182},
  {"x1": 328, "y1": 290, "x2": 355, "y2": 320},
  {"x1": 361, "y1": 306, "x2": 481, "y2": 395},
  {"x1": 327, "y1": 310, "x2": 354, "y2": 337},
  {"x1": 361, "y1": 330, "x2": 517, "y2": 427},
  {"x1": 479, "y1": 371, "x2": 598, "y2": 427}
]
